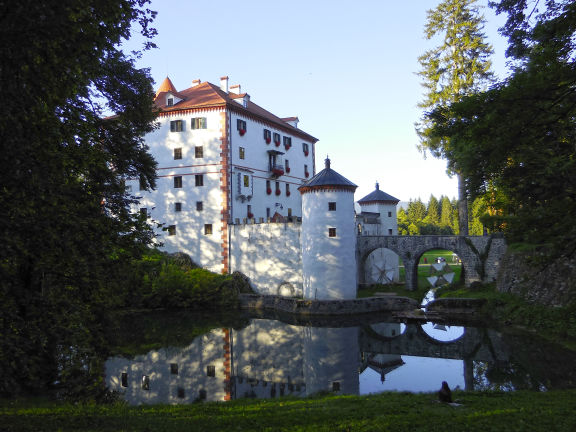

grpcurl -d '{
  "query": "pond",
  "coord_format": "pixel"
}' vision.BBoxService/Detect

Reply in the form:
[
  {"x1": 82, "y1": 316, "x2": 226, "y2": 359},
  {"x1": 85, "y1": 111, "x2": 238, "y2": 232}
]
[{"x1": 105, "y1": 310, "x2": 576, "y2": 405}]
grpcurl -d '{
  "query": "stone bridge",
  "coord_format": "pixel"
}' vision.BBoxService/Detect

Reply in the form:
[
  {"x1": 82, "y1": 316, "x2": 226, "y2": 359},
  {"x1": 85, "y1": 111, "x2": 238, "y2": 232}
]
[
  {"x1": 356, "y1": 235, "x2": 507, "y2": 291},
  {"x1": 359, "y1": 323, "x2": 509, "y2": 363}
]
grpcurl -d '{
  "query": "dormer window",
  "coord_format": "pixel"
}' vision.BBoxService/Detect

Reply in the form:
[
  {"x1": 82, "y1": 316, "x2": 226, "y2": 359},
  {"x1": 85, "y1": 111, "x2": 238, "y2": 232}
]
[{"x1": 167, "y1": 97, "x2": 174, "y2": 106}]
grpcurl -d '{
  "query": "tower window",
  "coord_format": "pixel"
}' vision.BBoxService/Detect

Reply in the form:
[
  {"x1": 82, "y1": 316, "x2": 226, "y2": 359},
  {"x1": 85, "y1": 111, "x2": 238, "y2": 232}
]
[
  {"x1": 174, "y1": 147, "x2": 182, "y2": 160},
  {"x1": 170, "y1": 363, "x2": 178, "y2": 375},
  {"x1": 264, "y1": 129, "x2": 271, "y2": 143},
  {"x1": 177, "y1": 387, "x2": 185, "y2": 398},
  {"x1": 168, "y1": 225, "x2": 176, "y2": 236},
  {"x1": 388, "y1": 211, "x2": 392, "y2": 217},
  {"x1": 175, "y1": 202, "x2": 182, "y2": 212},
  {"x1": 174, "y1": 176, "x2": 182, "y2": 188},
  {"x1": 328, "y1": 228, "x2": 337, "y2": 237},
  {"x1": 239, "y1": 147, "x2": 245, "y2": 160},
  {"x1": 195, "y1": 146, "x2": 203, "y2": 158},
  {"x1": 195, "y1": 174, "x2": 204, "y2": 187},
  {"x1": 121, "y1": 373, "x2": 128, "y2": 387},
  {"x1": 237, "y1": 119, "x2": 247, "y2": 133},
  {"x1": 204, "y1": 224, "x2": 213, "y2": 235},
  {"x1": 328, "y1": 202, "x2": 336, "y2": 211},
  {"x1": 170, "y1": 120, "x2": 184, "y2": 132},
  {"x1": 196, "y1": 201, "x2": 203, "y2": 211},
  {"x1": 243, "y1": 175, "x2": 250, "y2": 187},
  {"x1": 388, "y1": 229, "x2": 393, "y2": 235},
  {"x1": 207, "y1": 365, "x2": 216, "y2": 377}
]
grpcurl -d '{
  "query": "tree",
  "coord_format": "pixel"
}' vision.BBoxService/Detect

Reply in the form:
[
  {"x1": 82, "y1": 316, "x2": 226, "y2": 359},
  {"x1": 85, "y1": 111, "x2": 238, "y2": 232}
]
[
  {"x1": 407, "y1": 198, "x2": 427, "y2": 226},
  {"x1": 0, "y1": 0, "x2": 158, "y2": 396},
  {"x1": 416, "y1": 0, "x2": 494, "y2": 235},
  {"x1": 425, "y1": 194, "x2": 441, "y2": 225},
  {"x1": 427, "y1": 0, "x2": 576, "y2": 255}
]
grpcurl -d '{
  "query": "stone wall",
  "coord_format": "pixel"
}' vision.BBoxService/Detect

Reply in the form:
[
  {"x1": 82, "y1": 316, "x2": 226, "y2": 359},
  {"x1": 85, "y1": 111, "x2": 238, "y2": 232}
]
[
  {"x1": 497, "y1": 251, "x2": 576, "y2": 307},
  {"x1": 239, "y1": 294, "x2": 418, "y2": 315}
]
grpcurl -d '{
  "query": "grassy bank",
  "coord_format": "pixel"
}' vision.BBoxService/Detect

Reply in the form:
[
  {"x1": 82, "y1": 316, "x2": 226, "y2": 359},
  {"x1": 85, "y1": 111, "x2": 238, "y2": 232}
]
[{"x1": 2, "y1": 390, "x2": 576, "y2": 431}]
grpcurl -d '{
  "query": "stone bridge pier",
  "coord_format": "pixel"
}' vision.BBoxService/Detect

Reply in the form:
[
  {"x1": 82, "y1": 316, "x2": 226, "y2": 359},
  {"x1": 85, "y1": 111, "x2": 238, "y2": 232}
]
[{"x1": 356, "y1": 235, "x2": 507, "y2": 291}]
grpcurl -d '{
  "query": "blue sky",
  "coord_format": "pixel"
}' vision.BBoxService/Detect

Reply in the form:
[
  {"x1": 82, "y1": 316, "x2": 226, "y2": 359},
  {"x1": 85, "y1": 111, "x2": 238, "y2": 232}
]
[{"x1": 122, "y1": 0, "x2": 509, "y2": 203}]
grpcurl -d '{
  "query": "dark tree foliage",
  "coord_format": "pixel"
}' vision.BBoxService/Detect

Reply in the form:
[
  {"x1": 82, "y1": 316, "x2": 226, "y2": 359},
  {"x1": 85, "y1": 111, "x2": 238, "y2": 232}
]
[
  {"x1": 0, "y1": 1, "x2": 158, "y2": 396},
  {"x1": 427, "y1": 0, "x2": 576, "y2": 255}
]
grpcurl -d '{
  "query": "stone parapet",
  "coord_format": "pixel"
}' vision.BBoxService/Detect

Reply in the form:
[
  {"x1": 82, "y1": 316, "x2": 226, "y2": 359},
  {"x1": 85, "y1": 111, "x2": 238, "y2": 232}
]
[{"x1": 239, "y1": 294, "x2": 418, "y2": 315}]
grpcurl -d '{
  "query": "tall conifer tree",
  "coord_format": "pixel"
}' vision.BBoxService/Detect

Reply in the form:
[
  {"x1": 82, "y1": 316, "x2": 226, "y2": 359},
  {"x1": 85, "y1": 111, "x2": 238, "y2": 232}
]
[{"x1": 416, "y1": 0, "x2": 494, "y2": 235}]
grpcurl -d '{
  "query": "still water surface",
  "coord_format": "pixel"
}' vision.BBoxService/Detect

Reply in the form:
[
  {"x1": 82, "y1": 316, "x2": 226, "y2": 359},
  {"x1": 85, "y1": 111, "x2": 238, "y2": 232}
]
[{"x1": 106, "y1": 311, "x2": 576, "y2": 405}]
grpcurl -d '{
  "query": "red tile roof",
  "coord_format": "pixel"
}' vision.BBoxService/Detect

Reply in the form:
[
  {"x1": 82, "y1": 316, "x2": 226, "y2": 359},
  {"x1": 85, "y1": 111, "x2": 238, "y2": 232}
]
[{"x1": 154, "y1": 80, "x2": 317, "y2": 142}]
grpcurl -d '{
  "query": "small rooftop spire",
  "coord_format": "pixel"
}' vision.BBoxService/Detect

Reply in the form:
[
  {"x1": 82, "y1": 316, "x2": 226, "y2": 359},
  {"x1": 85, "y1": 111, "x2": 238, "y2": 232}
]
[
  {"x1": 155, "y1": 76, "x2": 178, "y2": 97},
  {"x1": 376, "y1": 181, "x2": 380, "y2": 191},
  {"x1": 325, "y1": 155, "x2": 330, "y2": 170}
]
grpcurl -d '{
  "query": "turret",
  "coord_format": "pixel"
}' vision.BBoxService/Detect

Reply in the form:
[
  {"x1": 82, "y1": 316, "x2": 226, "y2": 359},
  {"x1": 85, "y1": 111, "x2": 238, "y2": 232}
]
[{"x1": 298, "y1": 158, "x2": 357, "y2": 300}]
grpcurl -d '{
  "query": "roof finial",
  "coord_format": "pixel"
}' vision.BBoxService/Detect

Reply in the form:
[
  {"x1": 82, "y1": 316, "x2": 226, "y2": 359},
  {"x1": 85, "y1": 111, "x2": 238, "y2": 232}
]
[
  {"x1": 375, "y1": 181, "x2": 380, "y2": 190},
  {"x1": 325, "y1": 155, "x2": 330, "y2": 169}
]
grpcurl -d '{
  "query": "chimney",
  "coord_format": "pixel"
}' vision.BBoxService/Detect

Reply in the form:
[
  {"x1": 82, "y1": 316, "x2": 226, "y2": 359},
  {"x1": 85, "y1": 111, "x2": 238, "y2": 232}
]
[
  {"x1": 220, "y1": 76, "x2": 229, "y2": 93},
  {"x1": 191, "y1": 79, "x2": 201, "y2": 87},
  {"x1": 230, "y1": 84, "x2": 241, "y2": 94}
]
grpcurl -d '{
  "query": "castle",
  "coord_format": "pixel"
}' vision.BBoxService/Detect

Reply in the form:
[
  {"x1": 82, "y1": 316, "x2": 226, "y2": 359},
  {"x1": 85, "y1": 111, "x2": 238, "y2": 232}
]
[{"x1": 130, "y1": 76, "x2": 399, "y2": 299}]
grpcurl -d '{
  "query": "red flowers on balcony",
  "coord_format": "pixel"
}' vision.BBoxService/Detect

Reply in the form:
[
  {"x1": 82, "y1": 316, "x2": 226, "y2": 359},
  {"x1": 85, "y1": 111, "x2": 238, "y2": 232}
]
[
  {"x1": 266, "y1": 137, "x2": 271, "y2": 144},
  {"x1": 305, "y1": 171, "x2": 309, "y2": 178},
  {"x1": 304, "y1": 150, "x2": 309, "y2": 157},
  {"x1": 271, "y1": 167, "x2": 284, "y2": 177},
  {"x1": 247, "y1": 212, "x2": 254, "y2": 219},
  {"x1": 239, "y1": 129, "x2": 246, "y2": 136}
]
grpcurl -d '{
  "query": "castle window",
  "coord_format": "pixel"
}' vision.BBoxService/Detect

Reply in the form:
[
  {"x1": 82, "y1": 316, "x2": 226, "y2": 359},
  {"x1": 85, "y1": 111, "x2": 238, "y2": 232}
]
[
  {"x1": 198, "y1": 389, "x2": 207, "y2": 400},
  {"x1": 328, "y1": 202, "x2": 336, "y2": 211},
  {"x1": 204, "y1": 224, "x2": 213, "y2": 235},
  {"x1": 170, "y1": 120, "x2": 184, "y2": 132},
  {"x1": 275, "y1": 181, "x2": 281, "y2": 196},
  {"x1": 177, "y1": 387, "x2": 185, "y2": 399},
  {"x1": 207, "y1": 365, "x2": 216, "y2": 377},
  {"x1": 286, "y1": 183, "x2": 290, "y2": 196},
  {"x1": 168, "y1": 225, "x2": 176, "y2": 236},
  {"x1": 196, "y1": 201, "x2": 203, "y2": 211},
  {"x1": 263, "y1": 129, "x2": 271, "y2": 143},
  {"x1": 170, "y1": 363, "x2": 178, "y2": 375},
  {"x1": 239, "y1": 147, "x2": 245, "y2": 160},
  {"x1": 191, "y1": 117, "x2": 207, "y2": 129},
  {"x1": 283, "y1": 136, "x2": 292, "y2": 149},
  {"x1": 167, "y1": 97, "x2": 174, "y2": 106},
  {"x1": 302, "y1": 143, "x2": 309, "y2": 155},
  {"x1": 243, "y1": 175, "x2": 250, "y2": 187},
  {"x1": 388, "y1": 211, "x2": 392, "y2": 217},
  {"x1": 237, "y1": 119, "x2": 247, "y2": 135},
  {"x1": 142, "y1": 375, "x2": 150, "y2": 390},
  {"x1": 332, "y1": 381, "x2": 341, "y2": 392},
  {"x1": 175, "y1": 202, "x2": 182, "y2": 212},
  {"x1": 304, "y1": 164, "x2": 309, "y2": 178},
  {"x1": 266, "y1": 180, "x2": 271, "y2": 195},
  {"x1": 388, "y1": 229, "x2": 393, "y2": 235},
  {"x1": 195, "y1": 174, "x2": 204, "y2": 187},
  {"x1": 266, "y1": 208, "x2": 271, "y2": 218},
  {"x1": 328, "y1": 228, "x2": 337, "y2": 237},
  {"x1": 273, "y1": 132, "x2": 280, "y2": 146},
  {"x1": 174, "y1": 147, "x2": 182, "y2": 160},
  {"x1": 285, "y1": 159, "x2": 290, "y2": 173},
  {"x1": 121, "y1": 372, "x2": 128, "y2": 387},
  {"x1": 174, "y1": 176, "x2": 182, "y2": 188},
  {"x1": 195, "y1": 146, "x2": 203, "y2": 158}
]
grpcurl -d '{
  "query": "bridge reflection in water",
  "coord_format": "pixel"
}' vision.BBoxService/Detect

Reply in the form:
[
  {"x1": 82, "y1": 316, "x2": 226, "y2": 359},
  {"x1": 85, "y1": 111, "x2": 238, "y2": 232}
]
[{"x1": 106, "y1": 318, "x2": 576, "y2": 405}]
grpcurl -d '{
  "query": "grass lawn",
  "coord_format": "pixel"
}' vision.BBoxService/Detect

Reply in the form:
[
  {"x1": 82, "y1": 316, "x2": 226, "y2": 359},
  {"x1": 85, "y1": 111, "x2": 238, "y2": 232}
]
[{"x1": 2, "y1": 390, "x2": 576, "y2": 431}]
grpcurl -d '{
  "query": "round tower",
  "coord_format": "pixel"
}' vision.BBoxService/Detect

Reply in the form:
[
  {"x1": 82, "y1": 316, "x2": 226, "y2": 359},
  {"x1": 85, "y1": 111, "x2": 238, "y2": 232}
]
[{"x1": 298, "y1": 158, "x2": 357, "y2": 300}]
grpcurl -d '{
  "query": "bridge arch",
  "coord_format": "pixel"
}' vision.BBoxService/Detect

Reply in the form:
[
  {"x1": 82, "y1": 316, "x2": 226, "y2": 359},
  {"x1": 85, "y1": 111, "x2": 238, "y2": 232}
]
[{"x1": 356, "y1": 235, "x2": 506, "y2": 291}]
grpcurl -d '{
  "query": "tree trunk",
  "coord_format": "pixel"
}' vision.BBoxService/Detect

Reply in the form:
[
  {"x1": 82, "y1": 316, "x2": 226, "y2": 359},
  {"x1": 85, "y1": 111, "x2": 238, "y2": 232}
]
[{"x1": 458, "y1": 172, "x2": 468, "y2": 235}]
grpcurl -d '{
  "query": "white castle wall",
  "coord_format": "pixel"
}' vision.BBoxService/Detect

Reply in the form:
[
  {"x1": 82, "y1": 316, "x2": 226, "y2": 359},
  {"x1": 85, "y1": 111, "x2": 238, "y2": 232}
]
[
  {"x1": 302, "y1": 190, "x2": 357, "y2": 300},
  {"x1": 229, "y1": 222, "x2": 303, "y2": 296}
]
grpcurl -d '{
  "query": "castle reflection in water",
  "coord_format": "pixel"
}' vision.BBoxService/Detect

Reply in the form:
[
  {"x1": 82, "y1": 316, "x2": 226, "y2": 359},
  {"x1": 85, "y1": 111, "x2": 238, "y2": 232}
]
[{"x1": 106, "y1": 319, "x2": 404, "y2": 405}]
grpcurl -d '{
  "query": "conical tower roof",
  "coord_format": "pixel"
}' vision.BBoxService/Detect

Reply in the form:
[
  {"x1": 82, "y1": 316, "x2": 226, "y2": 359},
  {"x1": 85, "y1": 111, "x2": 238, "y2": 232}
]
[
  {"x1": 298, "y1": 158, "x2": 357, "y2": 193},
  {"x1": 155, "y1": 76, "x2": 178, "y2": 97},
  {"x1": 358, "y1": 182, "x2": 399, "y2": 204}
]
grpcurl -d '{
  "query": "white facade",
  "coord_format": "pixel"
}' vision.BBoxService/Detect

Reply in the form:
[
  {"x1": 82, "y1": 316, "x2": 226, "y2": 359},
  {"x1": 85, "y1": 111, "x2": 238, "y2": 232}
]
[{"x1": 133, "y1": 77, "x2": 399, "y2": 298}]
